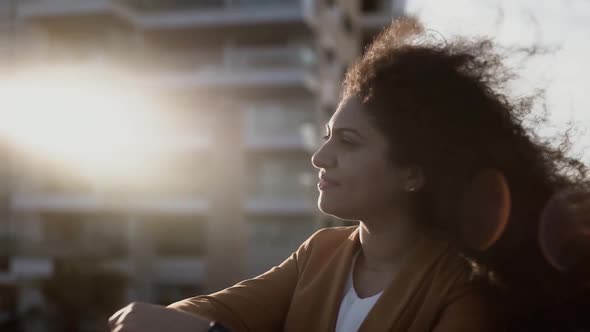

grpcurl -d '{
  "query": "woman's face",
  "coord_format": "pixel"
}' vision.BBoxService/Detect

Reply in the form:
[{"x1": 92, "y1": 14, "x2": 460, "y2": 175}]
[{"x1": 311, "y1": 97, "x2": 414, "y2": 221}]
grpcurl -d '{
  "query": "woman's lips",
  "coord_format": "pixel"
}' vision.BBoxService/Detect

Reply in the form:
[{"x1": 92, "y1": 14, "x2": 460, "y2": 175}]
[{"x1": 318, "y1": 179, "x2": 339, "y2": 191}]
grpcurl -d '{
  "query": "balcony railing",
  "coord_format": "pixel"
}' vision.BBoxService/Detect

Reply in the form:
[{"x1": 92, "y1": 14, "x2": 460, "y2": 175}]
[
  {"x1": 246, "y1": 154, "x2": 315, "y2": 206},
  {"x1": 18, "y1": 0, "x2": 110, "y2": 18},
  {"x1": 17, "y1": 0, "x2": 305, "y2": 27},
  {"x1": 117, "y1": 0, "x2": 300, "y2": 12},
  {"x1": 10, "y1": 192, "x2": 210, "y2": 214},
  {"x1": 153, "y1": 44, "x2": 313, "y2": 73},
  {"x1": 15, "y1": 239, "x2": 128, "y2": 258},
  {"x1": 243, "y1": 103, "x2": 315, "y2": 150},
  {"x1": 113, "y1": 0, "x2": 304, "y2": 30},
  {"x1": 151, "y1": 44, "x2": 315, "y2": 89},
  {"x1": 152, "y1": 258, "x2": 206, "y2": 284},
  {"x1": 0, "y1": 236, "x2": 15, "y2": 255},
  {"x1": 360, "y1": 0, "x2": 405, "y2": 30},
  {"x1": 224, "y1": 45, "x2": 314, "y2": 70},
  {"x1": 246, "y1": 217, "x2": 315, "y2": 276}
]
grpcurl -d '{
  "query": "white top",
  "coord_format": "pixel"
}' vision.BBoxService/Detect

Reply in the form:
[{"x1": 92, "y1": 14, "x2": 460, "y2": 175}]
[{"x1": 335, "y1": 252, "x2": 383, "y2": 332}]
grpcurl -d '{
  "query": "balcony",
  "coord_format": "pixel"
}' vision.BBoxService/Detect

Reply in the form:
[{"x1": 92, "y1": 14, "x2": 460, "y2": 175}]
[
  {"x1": 10, "y1": 192, "x2": 209, "y2": 215},
  {"x1": 246, "y1": 217, "x2": 315, "y2": 276},
  {"x1": 152, "y1": 257, "x2": 206, "y2": 284},
  {"x1": 146, "y1": 216, "x2": 207, "y2": 257},
  {"x1": 359, "y1": 0, "x2": 405, "y2": 30},
  {"x1": 243, "y1": 102, "x2": 315, "y2": 150},
  {"x1": 0, "y1": 236, "x2": 15, "y2": 255},
  {"x1": 98, "y1": 257, "x2": 206, "y2": 283},
  {"x1": 10, "y1": 153, "x2": 212, "y2": 214},
  {"x1": 6, "y1": 212, "x2": 126, "y2": 259},
  {"x1": 152, "y1": 44, "x2": 316, "y2": 90},
  {"x1": 244, "y1": 197, "x2": 314, "y2": 215},
  {"x1": 245, "y1": 154, "x2": 316, "y2": 215},
  {"x1": 8, "y1": 257, "x2": 53, "y2": 280},
  {"x1": 17, "y1": 0, "x2": 110, "y2": 19},
  {"x1": 114, "y1": 0, "x2": 303, "y2": 30},
  {"x1": 14, "y1": 239, "x2": 126, "y2": 259}
]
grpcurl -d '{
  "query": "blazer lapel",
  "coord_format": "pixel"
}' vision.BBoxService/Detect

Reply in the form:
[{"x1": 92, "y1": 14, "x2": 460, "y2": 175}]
[
  {"x1": 315, "y1": 227, "x2": 361, "y2": 331},
  {"x1": 359, "y1": 234, "x2": 450, "y2": 332}
]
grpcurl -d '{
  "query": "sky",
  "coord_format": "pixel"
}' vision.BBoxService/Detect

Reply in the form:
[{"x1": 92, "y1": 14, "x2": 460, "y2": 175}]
[{"x1": 406, "y1": 0, "x2": 590, "y2": 164}]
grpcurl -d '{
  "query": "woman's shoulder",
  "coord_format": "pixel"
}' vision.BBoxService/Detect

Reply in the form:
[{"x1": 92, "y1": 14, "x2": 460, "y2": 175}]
[
  {"x1": 432, "y1": 244, "x2": 493, "y2": 291},
  {"x1": 309, "y1": 225, "x2": 359, "y2": 239},
  {"x1": 292, "y1": 226, "x2": 359, "y2": 268},
  {"x1": 437, "y1": 245, "x2": 503, "y2": 310},
  {"x1": 302, "y1": 225, "x2": 359, "y2": 249},
  {"x1": 420, "y1": 232, "x2": 487, "y2": 284},
  {"x1": 425, "y1": 244, "x2": 505, "y2": 330}
]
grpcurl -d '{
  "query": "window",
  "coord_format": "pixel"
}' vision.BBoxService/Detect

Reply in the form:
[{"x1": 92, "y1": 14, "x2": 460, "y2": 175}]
[
  {"x1": 361, "y1": 0, "x2": 380, "y2": 13},
  {"x1": 246, "y1": 217, "x2": 316, "y2": 276},
  {"x1": 85, "y1": 216, "x2": 129, "y2": 258},
  {"x1": 243, "y1": 101, "x2": 315, "y2": 144},
  {"x1": 110, "y1": 152, "x2": 211, "y2": 197},
  {"x1": 246, "y1": 153, "x2": 315, "y2": 200},
  {"x1": 39, "y1": 175, "x2": 94, "y2": 194},
  {"x1": 42, "y1": 213, "x2": 84, "y2": 244},
  {"x1": 42, "y1": 213, "x2": 129, "y2": 258},
  {"x1": 120, "y1": 0, "x2": 221, "y2": 11},
  {"x1": 148, "y1": 153, "x2": 211, "y2": 197},
  {"x1": 0, "y1": 256, "x2": 9, "y2": 272},
  {"x1": 341, "y1": 12, "x2": 353, "y2": 34},
  {"x1": 226, "y1": 42, "x2": 313, "y2": 70},
  {"x1": 146, "y1": 216, "x2": 206, "y2": 257},
  {"x1": 155, "y1": 283, "x2": 203, "y2": 305},
  {"x1": 323, "y1": 47, "x2": 335, "y2": 64}
]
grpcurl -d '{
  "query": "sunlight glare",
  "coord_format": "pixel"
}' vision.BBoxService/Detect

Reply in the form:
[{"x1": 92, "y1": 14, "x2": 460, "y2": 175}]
[{"x1": 0, "y1": 66, "x2": 173, "y2": 186}]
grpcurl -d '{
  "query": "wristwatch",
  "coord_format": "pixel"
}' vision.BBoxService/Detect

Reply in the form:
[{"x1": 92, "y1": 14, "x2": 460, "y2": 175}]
[{"x1": 209, "y1": 321, "x2": 231, "y2": 332}]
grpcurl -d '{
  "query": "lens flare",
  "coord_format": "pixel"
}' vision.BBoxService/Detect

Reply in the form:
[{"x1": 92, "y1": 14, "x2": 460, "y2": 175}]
[{"x1": 539, "y1": 189, "x2": 590, "y2": 271}]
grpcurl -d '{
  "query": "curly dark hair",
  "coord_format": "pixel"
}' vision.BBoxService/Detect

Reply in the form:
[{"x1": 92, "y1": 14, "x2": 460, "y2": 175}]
[{"x1": 342, "y1": 17, "x2": 589, "y2": 326}]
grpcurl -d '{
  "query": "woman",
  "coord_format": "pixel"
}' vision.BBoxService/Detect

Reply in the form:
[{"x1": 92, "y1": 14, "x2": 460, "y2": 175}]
[{"x1": 109, "y1": 18, "x2": 589, "y2": 331}]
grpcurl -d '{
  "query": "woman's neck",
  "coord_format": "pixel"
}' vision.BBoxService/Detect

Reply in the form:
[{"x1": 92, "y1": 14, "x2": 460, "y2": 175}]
[{"x1": 358, "y1": 213, "x2": 423, "y2": 271}]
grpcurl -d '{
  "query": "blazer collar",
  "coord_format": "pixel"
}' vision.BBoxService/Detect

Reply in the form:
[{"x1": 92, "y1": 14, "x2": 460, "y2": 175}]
[
  {"x1": 312, "y1": 226, "x2": 450, "y2": 332},
  {"x1": 312, "y1": 227, "x2": 361, "y2": 331},
  {"x1": 359, "y1": 233, "x2": 450, "y2": 331}
]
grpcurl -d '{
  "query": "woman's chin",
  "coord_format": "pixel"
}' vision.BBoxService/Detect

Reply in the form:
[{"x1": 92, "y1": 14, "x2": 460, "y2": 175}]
[{"x1": 317, "y1": 199, "x2": 357, "y2": 221}]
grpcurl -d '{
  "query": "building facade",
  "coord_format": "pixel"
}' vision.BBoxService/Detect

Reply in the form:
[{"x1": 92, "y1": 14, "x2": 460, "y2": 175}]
[{"x1": 0, "y1": 0, "x2": 404, "y2": 327}]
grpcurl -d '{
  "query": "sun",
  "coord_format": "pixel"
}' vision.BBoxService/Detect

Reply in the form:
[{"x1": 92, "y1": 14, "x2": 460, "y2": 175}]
[{"x1": 0, "y1": 65, "x2": 175, "y2": 187}]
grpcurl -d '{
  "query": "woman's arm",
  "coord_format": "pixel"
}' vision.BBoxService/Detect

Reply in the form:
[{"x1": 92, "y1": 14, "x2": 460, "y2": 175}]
[
  {"x1": 109, "y1": 246, "x2": 305, "y2": 332},
  {"x1": 108, "y1": 248, "x2": 303, "y2": 332},
  {"x1": 108, "y1": 302, "x2": 211, "y2": 332},
  {"x1": 167, "y1": 249, "x2": 303, "y2": 332},
  {"x1": 165, "y1": 229, "x2": 323, "y2": 332}
]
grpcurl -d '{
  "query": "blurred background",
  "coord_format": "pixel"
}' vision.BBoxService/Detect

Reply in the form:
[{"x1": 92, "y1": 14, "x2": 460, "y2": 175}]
[{"x1": 0, "y1": 0, "x2": 588, "y2": 331}]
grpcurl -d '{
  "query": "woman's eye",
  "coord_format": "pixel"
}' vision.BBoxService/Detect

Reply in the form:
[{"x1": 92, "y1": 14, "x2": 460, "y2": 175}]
[{"x1": 322, "y1": 134, "x2": 330, "y2": 141}]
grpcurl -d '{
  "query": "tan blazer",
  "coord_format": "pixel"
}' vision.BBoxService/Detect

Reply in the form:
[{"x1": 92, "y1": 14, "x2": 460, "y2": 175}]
[{"x1": 168, "y1": 226, "x2": 502, "y2": 331}]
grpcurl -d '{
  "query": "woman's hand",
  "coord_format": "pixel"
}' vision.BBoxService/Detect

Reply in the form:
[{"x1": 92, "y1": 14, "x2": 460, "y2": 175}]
[{"x1": 108, "y1": 302, "x2": 211, "y2": 332}]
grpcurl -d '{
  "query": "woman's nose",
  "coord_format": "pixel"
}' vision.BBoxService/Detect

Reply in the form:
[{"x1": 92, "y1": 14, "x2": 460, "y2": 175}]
[{"x1": 311, "y1": 143, "x2": 336, "y2": 169}]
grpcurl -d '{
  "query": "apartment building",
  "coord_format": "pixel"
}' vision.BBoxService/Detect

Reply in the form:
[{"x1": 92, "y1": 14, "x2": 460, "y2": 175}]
[{"x1": 1, "y1": 0, "x2": 404, "y2": 321}]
